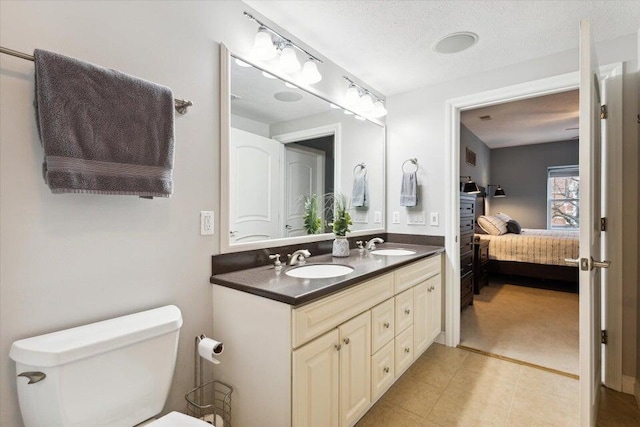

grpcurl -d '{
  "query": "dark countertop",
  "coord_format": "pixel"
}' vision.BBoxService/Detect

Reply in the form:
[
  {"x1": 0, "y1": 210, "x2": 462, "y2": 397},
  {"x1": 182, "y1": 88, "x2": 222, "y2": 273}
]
[{"x1": 210, "y1": 243, "x2": 444, "y2": 306}]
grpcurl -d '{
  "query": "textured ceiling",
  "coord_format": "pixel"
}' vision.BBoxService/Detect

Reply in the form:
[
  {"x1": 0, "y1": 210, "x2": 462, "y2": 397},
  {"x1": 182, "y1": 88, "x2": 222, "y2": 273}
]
[
  {"x1": 245, "y1": 0, "x2": 640, "y2": 96},
  {"x1": 461, "y1": 90, "x2": 579, "y2": 149}
]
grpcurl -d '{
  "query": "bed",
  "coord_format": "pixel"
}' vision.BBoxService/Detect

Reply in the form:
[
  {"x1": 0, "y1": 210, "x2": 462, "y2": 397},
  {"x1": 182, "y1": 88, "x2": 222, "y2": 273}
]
[{"x1": 473, "y1": 192, "x2": 579, "y2": 284}]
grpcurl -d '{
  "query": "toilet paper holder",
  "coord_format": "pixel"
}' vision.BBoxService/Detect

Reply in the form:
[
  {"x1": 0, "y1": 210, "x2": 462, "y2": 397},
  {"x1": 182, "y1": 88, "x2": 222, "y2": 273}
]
[{"x1": 185, "y1": 334, "x2": 233, "y2": 426}]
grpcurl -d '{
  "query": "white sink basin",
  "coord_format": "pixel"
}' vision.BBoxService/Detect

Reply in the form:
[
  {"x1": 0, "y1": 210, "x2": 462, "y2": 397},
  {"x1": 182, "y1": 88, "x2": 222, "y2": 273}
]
[
  {"x1": 371, "y1": 249, "x2": 416, "y2": 256},
  {"x1": 286, "y1": 264, "x2": 354, "y2": 279}
]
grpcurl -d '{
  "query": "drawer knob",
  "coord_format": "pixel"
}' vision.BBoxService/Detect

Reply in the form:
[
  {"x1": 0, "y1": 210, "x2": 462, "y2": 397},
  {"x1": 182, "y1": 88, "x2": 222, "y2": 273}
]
[
  {"x1": 430, "y1": 285, "x2": 435, "y2": 291},
  {"x1": 383, "y1": 322, "x2": 390, "y2": 329},
  {"x1": 335, "y1": 344, "x2": 342, "y2": 351},
  {"x1": 383, "y1": 366, "x2": 390, "y2": 373},
  {"x1": 404, "y1": 347, "x2": 411, "y2": 353},
  {"x1": 343, "y1": 337, "x2": 350, "y2": 345},
  {"x1": 405, "y1": 309, "x2": 411, "y2": 315}
]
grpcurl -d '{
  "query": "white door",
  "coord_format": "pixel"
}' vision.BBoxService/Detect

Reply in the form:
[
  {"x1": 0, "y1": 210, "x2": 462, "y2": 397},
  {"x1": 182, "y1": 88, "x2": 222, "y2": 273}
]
[
  {"x1": 284, "y1": 145, "x2": 325, "y2": 237},
  {"x1": 292, "y1": 330, "x2": 340, "y2": 427},
  {"x1": 229, "y1": 128, "x2": 281, "y2": 243},
  {"x1": 339, "y1": 311, "x2": 371, "y2": 427},
  {"x1": 575, "y1": 18, "x2": 610, "y2": 427}
]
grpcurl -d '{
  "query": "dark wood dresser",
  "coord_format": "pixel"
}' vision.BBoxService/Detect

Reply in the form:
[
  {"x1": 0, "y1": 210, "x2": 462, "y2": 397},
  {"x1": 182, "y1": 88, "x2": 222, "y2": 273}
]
[
  {"x1": 460, "y1": 194, "x2": 475, "y2": 308},
  {"x1": 474, "y1": 239, "x2": 489, "y2": 294}
]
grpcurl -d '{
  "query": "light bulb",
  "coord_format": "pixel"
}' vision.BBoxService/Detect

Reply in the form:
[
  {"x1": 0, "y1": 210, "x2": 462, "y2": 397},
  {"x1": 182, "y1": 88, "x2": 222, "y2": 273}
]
[
  {"x1": 345, "y1": 85, "x2": 360, "y2": 106},
  {"x1": 262, "y1": 71, "x2": 277, "y2": 79},
  {"x1": 301, "y1": 59, "x2": 322, "y2": 84},
  {"x1": 235, "y1": 58, "x2": 252, "y2": 68},
  {"x1": 359, "y1": 93, "x2": 374, "y2": 113},
  {"x1": 371, "y1": 100, "x2": 387, "y2": 118},
  {"x1": 354, "y1": 115, "x2": 366, "y2": 121},
  {"x1": 284, "y1": 82, "x2": 297, "y2": 89},
  {"x1": 253, "y1": 27, "x2": 277, "y2": 60},
  {"x1": 279, "y1": 45, "x2": 301, "y2": 73}
]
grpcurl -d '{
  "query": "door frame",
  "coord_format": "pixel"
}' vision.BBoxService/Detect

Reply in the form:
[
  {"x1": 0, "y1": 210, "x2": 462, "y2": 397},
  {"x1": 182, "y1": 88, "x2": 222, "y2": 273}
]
[{"x1": 443, "y1": 63, "x2": 623, "y2": 381}]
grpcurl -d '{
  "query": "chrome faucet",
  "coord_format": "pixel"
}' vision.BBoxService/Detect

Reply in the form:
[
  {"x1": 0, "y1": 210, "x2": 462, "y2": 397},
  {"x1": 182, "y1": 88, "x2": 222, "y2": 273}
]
[
  {"x1": 365, "y1": 237, "x2": 384, "y2": 251},
  {"x1": 288, "y1": 249, "x2": 311, "y2": 266}
]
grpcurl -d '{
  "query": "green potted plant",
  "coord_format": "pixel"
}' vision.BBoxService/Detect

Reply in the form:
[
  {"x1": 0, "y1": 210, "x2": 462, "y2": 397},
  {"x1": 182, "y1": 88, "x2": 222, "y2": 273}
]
[
  {"x1": 303, "y1": 193, "x2": 322, "y2": 235},
  {"x1": 329, "y1": 193, "x2": 352, "y2": 257}
]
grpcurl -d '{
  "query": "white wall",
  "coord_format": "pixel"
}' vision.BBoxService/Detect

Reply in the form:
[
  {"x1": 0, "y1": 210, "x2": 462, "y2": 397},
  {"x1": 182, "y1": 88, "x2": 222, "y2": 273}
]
[
  {"x1": 386, "y1": 33, "x2": 638, "y2": 376},
  {"x1": 0, "y1": 2, "x2": 384, "y2": 426}
]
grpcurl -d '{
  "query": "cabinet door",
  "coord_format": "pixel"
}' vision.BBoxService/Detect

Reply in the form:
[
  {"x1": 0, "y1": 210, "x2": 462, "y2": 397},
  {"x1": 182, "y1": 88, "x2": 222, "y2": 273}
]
[
  {"x1": 413, "y1": 280, "x2": 429, "y2": 357},
  {"x1": 293, "y1": 329, "x2": 340, "y2": 427},
  {"x1": 395, "y1": 325, "x2": 414, "y2": 375},
  {"x1": 339, "y1": 311, "x2": 371, "y2": 427},
  {"x1": 371, "y1": 299, "x2": 394, "y2": 354},
  {"x1": 395, "y1": 289, "x2": 414, "y2": 334},
  {"x1": 427, "y1": 275, "x2": 442, "y2": 344}
]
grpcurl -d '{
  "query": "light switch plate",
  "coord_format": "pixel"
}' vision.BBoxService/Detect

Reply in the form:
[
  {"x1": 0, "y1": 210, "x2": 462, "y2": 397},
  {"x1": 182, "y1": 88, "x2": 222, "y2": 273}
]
[
  {"x1": 200, "y1": 211, "x2": 214, "y2": 235},
  {"x1": 392, "y1": 211, "x2": 400, "y2": 224},
  {"x1": 407, "y1": 212, "x2": 426, "y2": 225},
  {"x1": 430, "y1": 212, "x2": 439, "y2": 226},
  {"x1": 374, "y1": 211, "x2": 382, "y2": 224}
]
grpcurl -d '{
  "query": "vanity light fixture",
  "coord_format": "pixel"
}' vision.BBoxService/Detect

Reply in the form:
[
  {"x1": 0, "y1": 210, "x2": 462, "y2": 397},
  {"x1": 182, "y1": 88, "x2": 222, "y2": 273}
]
[
  {"x1": 460, "y1": 176, "x2": 481, "y2": 194},
  {"x1": 487, "y1": 184, "x2": 506, "y2": 197},
  {"x1": 244, "y1": 11, "x2": 323, "y2": 84},
  {"x1": 343, "y1": 77, "x2": 387, "y2": 118}
]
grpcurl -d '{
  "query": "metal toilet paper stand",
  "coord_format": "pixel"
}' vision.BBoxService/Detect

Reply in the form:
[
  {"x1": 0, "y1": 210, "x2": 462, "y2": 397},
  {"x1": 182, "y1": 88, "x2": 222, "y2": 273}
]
[{"x1": 185, "y1": 335, "x2": 233, "y2": 426}]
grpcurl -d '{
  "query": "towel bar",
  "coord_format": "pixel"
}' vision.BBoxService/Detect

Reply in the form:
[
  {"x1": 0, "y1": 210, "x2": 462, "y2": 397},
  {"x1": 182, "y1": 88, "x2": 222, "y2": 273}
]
[
  {"x1": 402, "y1": 158, "x2": 418, "y2": 173},
  {"x1": 1, "y1": 46, "x2": 192, "y2": 115}
]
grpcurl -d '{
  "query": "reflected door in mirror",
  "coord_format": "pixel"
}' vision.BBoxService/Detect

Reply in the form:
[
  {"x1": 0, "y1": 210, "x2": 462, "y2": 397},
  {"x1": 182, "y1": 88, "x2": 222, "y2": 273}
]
[{"x1": 284, "y1": 145, "x2": 325, "y2": 237}]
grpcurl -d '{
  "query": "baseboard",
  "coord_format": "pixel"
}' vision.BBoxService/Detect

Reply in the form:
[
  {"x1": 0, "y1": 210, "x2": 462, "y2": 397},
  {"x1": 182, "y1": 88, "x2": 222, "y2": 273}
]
[
  {"x1": 635, "y1": 378, "x2": 640, "y2": 410},
  {"x1": 623, "y1": 375, "x2": 635, "y2": 394},
  {"x1": 434, "y1": 331, "x2": 445, "y2": 345}
]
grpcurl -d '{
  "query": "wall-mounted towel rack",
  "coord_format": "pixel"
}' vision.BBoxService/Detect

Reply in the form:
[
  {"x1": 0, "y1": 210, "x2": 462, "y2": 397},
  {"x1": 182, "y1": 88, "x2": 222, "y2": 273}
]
[
  {"x1": 353, "y1": 162, "x2": 366, "y2": 177},
  {"x1": 0, "y1": 46, "x2": 193, "y2": 115},
  {"x1": 402, "y1": 158, "x2": 418, "y2": 173}
]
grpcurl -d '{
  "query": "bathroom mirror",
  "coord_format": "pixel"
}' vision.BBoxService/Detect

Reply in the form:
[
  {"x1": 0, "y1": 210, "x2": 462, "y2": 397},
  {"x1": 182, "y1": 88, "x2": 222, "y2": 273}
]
[{"x1": 220, "y1": 46, "x2": 385, "y2": 253}]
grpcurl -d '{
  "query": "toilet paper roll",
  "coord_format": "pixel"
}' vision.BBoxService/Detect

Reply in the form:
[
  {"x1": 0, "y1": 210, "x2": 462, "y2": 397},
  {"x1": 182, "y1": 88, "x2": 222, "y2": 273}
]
[{"x1": 198, "y1": 337, "x2": 224, "y2": 364}]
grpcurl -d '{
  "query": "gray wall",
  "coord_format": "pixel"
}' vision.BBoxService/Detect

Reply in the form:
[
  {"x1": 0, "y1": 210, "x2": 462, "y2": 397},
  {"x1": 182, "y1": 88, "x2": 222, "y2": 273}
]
[
  {"x1": 460, "y1": 124, "x2": 491, "y2": 190},
  {"x1": 489, "y1": 140, "x2": 579, "y2": 229}
]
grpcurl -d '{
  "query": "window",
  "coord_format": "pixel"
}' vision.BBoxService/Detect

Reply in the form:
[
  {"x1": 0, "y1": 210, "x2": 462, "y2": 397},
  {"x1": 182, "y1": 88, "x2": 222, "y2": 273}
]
[{"x1": 547, "y1": 165, "x2": 579, "y2": 229}]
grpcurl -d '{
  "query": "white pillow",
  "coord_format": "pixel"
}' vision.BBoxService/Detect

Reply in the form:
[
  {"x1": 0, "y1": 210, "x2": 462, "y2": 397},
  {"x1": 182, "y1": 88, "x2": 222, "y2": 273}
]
[
  {"x1": 495, "y1": 212, "x2": 511, "y2": 222},
  {"x1": 477, "y1": 215, "x2": 508, "y2": 236}
]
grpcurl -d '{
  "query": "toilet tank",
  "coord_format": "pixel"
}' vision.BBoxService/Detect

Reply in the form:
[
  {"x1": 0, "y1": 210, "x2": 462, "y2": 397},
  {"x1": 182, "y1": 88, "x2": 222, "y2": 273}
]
[{"x1": 10, "y1": 305, "x2": 183, "y2": 427}]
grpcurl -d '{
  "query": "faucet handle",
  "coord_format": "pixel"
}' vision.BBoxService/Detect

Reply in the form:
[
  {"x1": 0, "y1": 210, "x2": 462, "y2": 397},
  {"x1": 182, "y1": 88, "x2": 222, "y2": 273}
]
[
  {"x1": 269, "y1": 254, "x2": 282, "y2": 269},
  {"x1": 356, "y1": 241, "x2": 364, "y2": 249}
]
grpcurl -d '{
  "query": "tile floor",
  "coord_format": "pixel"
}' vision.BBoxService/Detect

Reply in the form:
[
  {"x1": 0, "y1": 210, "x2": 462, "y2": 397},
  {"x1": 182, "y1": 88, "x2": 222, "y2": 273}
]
[{"x1": 356, "y1": 344, "x2": 640, "y2": 427}]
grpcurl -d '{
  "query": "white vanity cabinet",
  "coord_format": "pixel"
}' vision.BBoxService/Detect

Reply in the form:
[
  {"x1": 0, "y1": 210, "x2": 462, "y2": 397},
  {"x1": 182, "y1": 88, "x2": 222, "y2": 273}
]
[{"x1": 211, "y1": 253, "x2": 442, "y2": 427}]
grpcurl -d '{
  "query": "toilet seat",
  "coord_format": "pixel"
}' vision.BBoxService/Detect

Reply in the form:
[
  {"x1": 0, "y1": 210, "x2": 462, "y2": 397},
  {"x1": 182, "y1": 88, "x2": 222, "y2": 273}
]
[{"x1": 146, "y1": 411, "x2": 211, "y2": 426}]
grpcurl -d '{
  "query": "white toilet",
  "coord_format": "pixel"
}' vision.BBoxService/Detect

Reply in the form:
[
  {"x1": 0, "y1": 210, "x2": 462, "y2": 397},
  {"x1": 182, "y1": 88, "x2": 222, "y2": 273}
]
[{"x1": 9, "y1": 305, "x2": 211, "y2": 427}]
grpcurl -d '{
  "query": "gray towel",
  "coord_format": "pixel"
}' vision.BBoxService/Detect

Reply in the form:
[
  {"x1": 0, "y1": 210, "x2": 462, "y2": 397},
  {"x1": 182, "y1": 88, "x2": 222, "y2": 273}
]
[
  {"x1": 400, "y1": 172, "x2": 417, "y2": 207},
  {"x1": 34, "y1": 49, "x2": 175, "y2": 197},
  {"x1": 352, "y1": 172, "x2": 369, "y2": 207}
]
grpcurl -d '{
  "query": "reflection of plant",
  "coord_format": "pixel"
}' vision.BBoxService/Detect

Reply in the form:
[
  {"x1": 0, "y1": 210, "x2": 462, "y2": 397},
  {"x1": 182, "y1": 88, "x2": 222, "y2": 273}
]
[
  {"x1": 303, "y1": 194, "x2": 322, "y2": 235},
  {"x1": 329, "y1": 193, "x2": 352, "y2": 236}
]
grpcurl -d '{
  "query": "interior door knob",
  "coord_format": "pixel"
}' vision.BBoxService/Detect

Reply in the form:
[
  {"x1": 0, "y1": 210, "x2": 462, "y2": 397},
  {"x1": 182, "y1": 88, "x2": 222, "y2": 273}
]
[{"x1": 285, "y1": 224, "x2": 292, "y2": 230}]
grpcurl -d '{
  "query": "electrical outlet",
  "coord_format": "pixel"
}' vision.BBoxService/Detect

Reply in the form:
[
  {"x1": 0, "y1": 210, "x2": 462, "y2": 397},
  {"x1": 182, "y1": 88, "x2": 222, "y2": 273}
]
[
  {"x1": 392, "y1": 211, "x2": 400, "y2": 224},
  {"x1": 200, "y1": 211, "x2": 214, "y2": 235},
  {"x1": 430, "y1": 212, "x2": 439, "y2": 226},
  {"x1": 407, "y1": 212, "x2": 426, "y2": 225},
  {"x1": 353, "y1": 213, "x2": 368, "y2": 224},
  {"x1": 374, "y1": 211, "x2": 382, "y2": 224}
]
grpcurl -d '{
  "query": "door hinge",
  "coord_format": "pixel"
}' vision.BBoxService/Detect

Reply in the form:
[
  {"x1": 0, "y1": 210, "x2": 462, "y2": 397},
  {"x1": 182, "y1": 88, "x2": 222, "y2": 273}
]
[
  {"x1": 601, "y1": 330, "x2": 608, "y2": 345},
  {"x1": 600, "y1": 217, "x2": 607, "y2": 231},
  {"x1": 600, "y1": 104, "x2": 608, "y2": 119}
]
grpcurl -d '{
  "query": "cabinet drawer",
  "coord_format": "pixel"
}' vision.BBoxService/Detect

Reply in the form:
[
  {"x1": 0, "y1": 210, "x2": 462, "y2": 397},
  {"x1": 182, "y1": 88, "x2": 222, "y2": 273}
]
[
  {"x1": 371, "y1": 299, "x2": 394, "y2": 354},
  {"x1": 461, "y1": 273, "x2": 474, "y2": 307},
  {"x1": 371, "y1": 340, "x2": 394, "y2": 401},
  {"x1": 394, "y1": 254, "x2": 441, "y2": 294},
  {"x1": 292, "y1": 273, "x2": 394, "y2": 348},
  {"x1": 461, "y1": 252, "x2": 474, "y2": 276},
  {"x1": 460, "y1": 232, "x2": 474, "y2": 252},
  {"x1": 395, "y1": 325, "x2": 414, "y2": 375},
  {"x1": 460, "y1": 217, "x2": 474, "y2": 233},
  {"x1": 460, "y1": 199, "x2": 475, "y2": 216},
  {"x1": 395, "y1": 289, "x2": 414, "y2": 334}
]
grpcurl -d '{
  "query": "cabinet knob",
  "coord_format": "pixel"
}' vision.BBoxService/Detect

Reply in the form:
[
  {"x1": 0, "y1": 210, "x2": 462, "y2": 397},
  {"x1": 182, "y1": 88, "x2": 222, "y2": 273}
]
[
  {"x1": 427, "y1": 287, "x2": 432, "y2": 292},
  {"x1": 383, "y1": 322, "x2": 390, "y2": 329},
  {"x1": 404, "y1": 347, "x2": 411, "y2": 353},
  {"x1": 343, "y1": 337, "x2": 350, "y2": 345},
  {"x1": 383, "y1": 367, "x2": 390, "y2": 373},
  {"x1": 335, "y1": 344, "x2": 342, "y2": 351},
  {"x1": 430, "y1": 286, "x2": 435, "y2": 291},
  {"x1": 405, "y1": 308, "x2": 411, "y2": 315}
]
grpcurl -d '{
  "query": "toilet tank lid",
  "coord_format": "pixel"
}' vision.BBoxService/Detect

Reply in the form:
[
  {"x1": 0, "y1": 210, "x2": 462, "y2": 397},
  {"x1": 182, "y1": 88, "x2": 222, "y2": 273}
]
[{"x1": 10, "y1": 305, "x2": 183, "y2": 368}]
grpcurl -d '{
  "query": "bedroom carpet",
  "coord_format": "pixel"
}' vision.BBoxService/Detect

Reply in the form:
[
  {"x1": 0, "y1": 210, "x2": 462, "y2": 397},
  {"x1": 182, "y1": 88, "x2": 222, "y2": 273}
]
[{"x1": 460, "y1": 280, "x2": 579, "y2": 375}]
